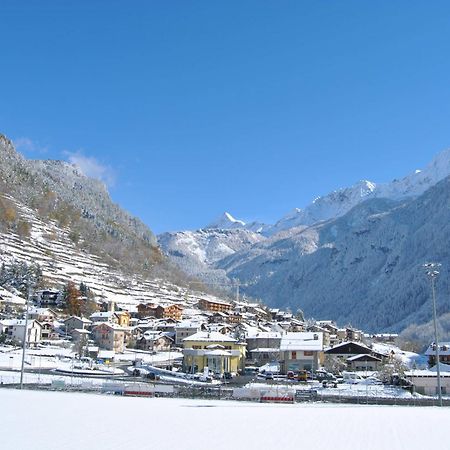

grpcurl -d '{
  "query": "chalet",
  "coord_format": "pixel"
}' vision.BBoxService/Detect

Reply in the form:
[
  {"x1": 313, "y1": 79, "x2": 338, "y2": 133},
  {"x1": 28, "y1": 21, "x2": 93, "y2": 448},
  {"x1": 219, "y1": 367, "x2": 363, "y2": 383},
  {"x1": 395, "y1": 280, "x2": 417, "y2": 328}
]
[
  {"x1": 371, "y1": 333, "x2": 399, "y2": 344},
  {"x1": 208, "y1": 312, "x2": 229, "y2": 324},
  {"x1": 324, "y1": 341, "x2": 386, "y2": 370},
  {"x1": 198, "y1": 298, "x2": 232, "y2": 313},
  {"x1": 317, "y1": 320, "x2": 339, "y2": 334},
  {"x1": 155, "y1": 304, "x2": 183, "y2": 321},
  {"x1": 227, "y1": 312, "x2": 243, "y2": 324},
  {"x1": 325, "y1": 341, "x2": 372, "y2": 358},
  {"x1": 136, "y1": 303, "x2": 157, "y2": 319},
  {"x1": 279, "y1": 332, "x2": 324, "y2": 374},
  {"x1": 347, "y1": 354, "x2": 382, "y2": 371},
  {"x1": 287, "y1": 318, "x2": 306, "y2": 332},
  {"x1": 269, "y1": 308, "x2": 293, "y2": 322},
  {"x1": 32, "y1": 290, "x2": 61, "y2": 307},
  {"x1": 40, "y1": 322, "x2": 56, "y2": 340},
  {"x1": 209, "y1": 324, "x2": 233, "y2": 335},
  {"x1": 337, "y1": 327, "x2": 362, "y2": 343},
  {"x1": 136, "y1": 331, "x2": 174, "y2": 352},
  {"x1": 425, "y1": 342, "x2": 450, "y2": 366}
]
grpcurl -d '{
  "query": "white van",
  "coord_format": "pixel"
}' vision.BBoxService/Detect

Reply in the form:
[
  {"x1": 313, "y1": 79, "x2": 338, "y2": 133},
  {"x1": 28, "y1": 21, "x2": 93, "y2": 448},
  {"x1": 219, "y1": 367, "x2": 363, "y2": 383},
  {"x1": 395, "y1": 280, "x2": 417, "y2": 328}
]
[{"x1": 342, "y1": 371, "x2": 364, "y2": 384}]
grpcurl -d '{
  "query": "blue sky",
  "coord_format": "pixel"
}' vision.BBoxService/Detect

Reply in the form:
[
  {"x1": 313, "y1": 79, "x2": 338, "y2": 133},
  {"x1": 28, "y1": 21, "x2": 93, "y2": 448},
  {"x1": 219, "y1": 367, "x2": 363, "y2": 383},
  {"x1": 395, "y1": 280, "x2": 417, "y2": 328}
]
[{"x1": 2, "y1": 1, "x2": 450, "y2": 233}]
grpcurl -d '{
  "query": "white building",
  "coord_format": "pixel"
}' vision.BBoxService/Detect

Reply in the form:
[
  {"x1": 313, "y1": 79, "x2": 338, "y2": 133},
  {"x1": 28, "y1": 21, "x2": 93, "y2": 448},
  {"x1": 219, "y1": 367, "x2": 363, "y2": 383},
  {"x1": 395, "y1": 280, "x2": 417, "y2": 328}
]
[
  {"x1": 405, "y1": 363, "x2": 450, "y2": 395},
  {"x1": 0, "y1": 319, "x2": 42, "y2": 345},
  {"x1": 279, "y1": 332, "x2": 324, "y2": 373}
]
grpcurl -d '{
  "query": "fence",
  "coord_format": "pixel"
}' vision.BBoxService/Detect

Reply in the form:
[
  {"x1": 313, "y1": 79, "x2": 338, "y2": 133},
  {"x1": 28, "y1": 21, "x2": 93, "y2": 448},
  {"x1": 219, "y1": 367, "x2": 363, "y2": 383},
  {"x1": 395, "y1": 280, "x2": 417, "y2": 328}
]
[{"x1": 1, "y1": 373, "x2": 449, "y2": 406}]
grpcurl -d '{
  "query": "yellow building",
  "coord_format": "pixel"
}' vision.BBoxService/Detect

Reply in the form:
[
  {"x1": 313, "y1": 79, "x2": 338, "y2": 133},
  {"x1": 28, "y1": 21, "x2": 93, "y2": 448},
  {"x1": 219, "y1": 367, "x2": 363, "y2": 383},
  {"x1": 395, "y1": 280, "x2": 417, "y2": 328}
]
[
  {"x1": 182, "y1": 331, "x2": 246, "y2": 375},
  {"x1": 116, "y1": 311, "x2": 131, "y2": 327}
]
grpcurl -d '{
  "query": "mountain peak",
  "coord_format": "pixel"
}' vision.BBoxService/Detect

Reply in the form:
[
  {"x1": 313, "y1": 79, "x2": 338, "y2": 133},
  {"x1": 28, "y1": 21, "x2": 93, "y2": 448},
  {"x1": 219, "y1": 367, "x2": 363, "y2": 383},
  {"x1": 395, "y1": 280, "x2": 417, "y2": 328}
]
[{"x1": 206, "y1": 212, "x2": 246, "y2": 230}]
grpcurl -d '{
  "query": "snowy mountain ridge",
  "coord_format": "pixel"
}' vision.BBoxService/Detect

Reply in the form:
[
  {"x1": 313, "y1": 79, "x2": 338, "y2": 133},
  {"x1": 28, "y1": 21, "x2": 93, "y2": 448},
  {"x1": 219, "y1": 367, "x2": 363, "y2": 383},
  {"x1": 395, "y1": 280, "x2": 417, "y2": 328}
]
[
  {"x1": 202, "y1": 148, "x2": 450, "y2": 235},
  {"x1": 160, "y1": 148, "x2": 450, "y2": 331}
]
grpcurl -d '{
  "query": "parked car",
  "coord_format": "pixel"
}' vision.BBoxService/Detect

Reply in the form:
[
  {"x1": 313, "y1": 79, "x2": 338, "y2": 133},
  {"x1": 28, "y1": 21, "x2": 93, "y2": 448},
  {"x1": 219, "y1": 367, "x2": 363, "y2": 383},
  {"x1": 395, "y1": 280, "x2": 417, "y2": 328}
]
[
  {"x1": 322, "y1": 379, "x2": 338, "y2": 388},
  {"x1": 298, "y1": 370, "x2": 308, "y2": 382},
  {"x1": 360, "y1": 376, "x2": 383, "y2": 385},
  {"x1": 287, "y1": 371, "x2": 296, "y2": 380},
  {"x1": 315, "y1": 369, "x2": 337, "y2": 382}
]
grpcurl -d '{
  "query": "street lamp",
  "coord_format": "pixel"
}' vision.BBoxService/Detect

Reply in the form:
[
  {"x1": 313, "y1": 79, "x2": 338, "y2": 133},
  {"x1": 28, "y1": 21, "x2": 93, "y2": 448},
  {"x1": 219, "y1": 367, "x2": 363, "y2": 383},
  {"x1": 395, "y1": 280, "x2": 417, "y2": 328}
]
[{"x1": 423, "y1": 262, "x2": 442, "y2": 406}]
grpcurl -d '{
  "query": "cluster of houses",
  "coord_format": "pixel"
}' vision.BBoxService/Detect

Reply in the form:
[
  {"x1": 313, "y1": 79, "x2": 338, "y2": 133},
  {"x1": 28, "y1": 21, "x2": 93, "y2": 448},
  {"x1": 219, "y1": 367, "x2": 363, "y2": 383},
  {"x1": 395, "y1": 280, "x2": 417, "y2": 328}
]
[
  {"x1": 0, "y1": 289, "x2": 408, "y2": 379},
  {"x1": 3, "y1": 286, "x2": 450, "y2": 398}
]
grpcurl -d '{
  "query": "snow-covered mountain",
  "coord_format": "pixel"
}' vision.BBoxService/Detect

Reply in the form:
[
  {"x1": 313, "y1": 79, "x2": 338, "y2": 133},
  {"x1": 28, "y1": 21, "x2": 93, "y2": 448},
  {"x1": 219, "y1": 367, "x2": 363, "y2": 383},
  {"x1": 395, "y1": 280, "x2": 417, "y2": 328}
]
[
  {"x1": 161, "y1": 148, "x2": 450, "y2": 331},
  {"x1": 207, "y1": 212, "x2": 246, "y2": 230},
  {"x1": 268, "y1": 148, "x2": 450, "y2": 234},
  {"x1": 224, "y1": 176, "x2": 450, "y2": 332},
  {"x1": 158, "y1": 227, "x2": 265, "y2": 286},
  {"x1": 0, "y1": 134, "x2": 232, "y2": 311},
  {"x1": 206, "y1": 211, "x2": 269, "y2": 234},
  {"x1": 0, "y1": 134, "x2": 159, "y2": 278}
]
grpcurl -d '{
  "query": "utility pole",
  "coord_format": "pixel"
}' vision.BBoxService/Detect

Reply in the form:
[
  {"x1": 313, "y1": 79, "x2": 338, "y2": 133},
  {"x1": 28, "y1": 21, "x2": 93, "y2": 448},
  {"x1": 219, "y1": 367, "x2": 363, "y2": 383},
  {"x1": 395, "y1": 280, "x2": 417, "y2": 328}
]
[
  {"x1": 20, "y1": 284, "x2": 33, "y2": 389},
  {"x1": 423, "y1": 262, "x2": 442, "y2": 406}
]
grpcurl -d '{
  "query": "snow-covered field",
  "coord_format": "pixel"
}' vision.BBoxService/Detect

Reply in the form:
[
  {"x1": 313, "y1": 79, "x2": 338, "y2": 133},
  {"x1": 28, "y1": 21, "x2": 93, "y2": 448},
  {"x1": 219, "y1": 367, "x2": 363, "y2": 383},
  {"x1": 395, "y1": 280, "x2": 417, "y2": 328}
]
[{"x1": 0, "y1": 388, "x2": 447, "y2": 450}]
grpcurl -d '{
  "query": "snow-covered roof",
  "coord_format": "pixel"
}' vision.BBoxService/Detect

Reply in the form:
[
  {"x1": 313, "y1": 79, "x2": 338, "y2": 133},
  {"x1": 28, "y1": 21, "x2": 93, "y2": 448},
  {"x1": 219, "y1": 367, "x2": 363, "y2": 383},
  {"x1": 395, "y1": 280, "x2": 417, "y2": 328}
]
[
  {"x1": 248, "y1": 348, "x2": 280, "y2": 353},
  {"x1": 98, "y1": 350, "x2": 115, "y2": 359},
  {"x1": 199, "y1": 298, "x2": 232, "y2": 307},
  {"x1": 347, "y1": 353, "x2": 382, "y2": 362},
  {"x1": 65, "y1": 316, "x2": 92, "y2": 324},
  {"x1": 247, "y1": 331, "x2": 282, "y2": 339},
  {"x1": 325, "y1": 341, "x2": 371, "y2": 353},
  {"x1": 405, "y1": 363, "x2": 450, "y2": 377},
  {"x1": 175, "y1": 321, "x2": 202, "y2": 329},
  {"x1": 280, "y1": 332, "x2": 323, "y2": 351},
  {"x1": 183, "y1": 331, "x2": 236, "y2": 343},
  {"x1": 0, "y1": 319, "x2": 18, "y2": 326},
  {"x1": 425, "y1": 343, "x2": 450, "y2": 356},
  {"x1": 90, "y1": 312, "x2": 116, "y2": 319},
  {"x1": 92, "y1": 322, "x2": 125, "y2": 331},
  {"x1": 72, "y1": 328, "x2": 91, "y2": 334}
]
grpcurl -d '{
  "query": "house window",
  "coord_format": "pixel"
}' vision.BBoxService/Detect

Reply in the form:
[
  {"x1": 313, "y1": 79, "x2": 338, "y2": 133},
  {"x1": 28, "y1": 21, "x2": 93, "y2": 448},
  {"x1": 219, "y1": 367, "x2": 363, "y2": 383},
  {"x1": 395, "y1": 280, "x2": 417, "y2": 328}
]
[
  {"x1": 291, "y1": 351, "x2": 297, "y2": 359},
  {"x1": 304, "y1": 351, "x2": 313, "y2": 357}
]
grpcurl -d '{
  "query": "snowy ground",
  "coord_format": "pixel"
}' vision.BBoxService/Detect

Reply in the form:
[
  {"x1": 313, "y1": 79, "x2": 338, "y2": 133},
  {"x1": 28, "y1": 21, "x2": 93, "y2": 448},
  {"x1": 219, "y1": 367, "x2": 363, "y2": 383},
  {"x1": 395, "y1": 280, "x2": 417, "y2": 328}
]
[{"x1": 0, "y1": 389, "x2": 448, "y2": 450}]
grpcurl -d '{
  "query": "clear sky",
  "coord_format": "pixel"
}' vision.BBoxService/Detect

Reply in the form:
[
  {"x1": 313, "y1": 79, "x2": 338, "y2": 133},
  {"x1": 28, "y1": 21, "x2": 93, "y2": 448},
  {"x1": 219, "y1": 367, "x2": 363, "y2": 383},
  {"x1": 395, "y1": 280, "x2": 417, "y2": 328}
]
[{"x1": 2, "y1": 1, "x2": 450, "y2": 233}]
